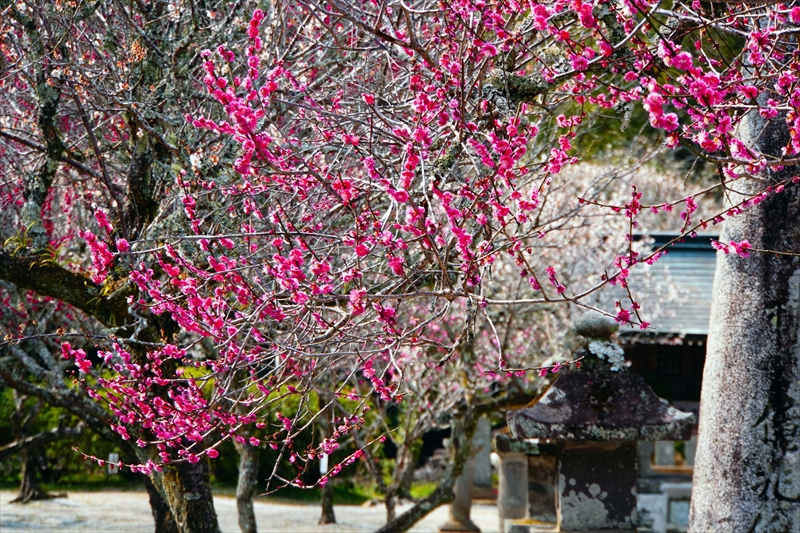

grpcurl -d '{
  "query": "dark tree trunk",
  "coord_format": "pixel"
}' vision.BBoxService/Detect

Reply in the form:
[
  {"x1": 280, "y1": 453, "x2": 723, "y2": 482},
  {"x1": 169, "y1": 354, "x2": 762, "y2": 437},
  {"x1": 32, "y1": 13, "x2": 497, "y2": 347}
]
[
  {"x1": 7, "y1": 394, "x2": 58, "y2": 504},
  {"x1": 317, "y1": 397, "x2": 336, "y2": 525},
  {"x1": 399, "y1": 458, "x2": 415, "y2": 500},
  {"x1": 234, "y1": 440, "x2": 260, "y2": 533},
  {"x1": 384, "y1": 443, "x2": 414, "y2": 522},
  {"x1": 319, "y1": 480, "x2": 336, "y2": 525},
  {"x1": 385, "y1": 491, "x2": 398, "y2": 524},
  {"x1": 9, "y1": 452, "x2": 57, "y2": 504},
  {"x1": 690, "y1": 92, "x2": 800, "y2": 530},
  {"x1": 143, "y1": 475, "x2": 180, "y2": 533},
  {"x1": 158, "y1": 458, "x2": 222, "y2": 533}
]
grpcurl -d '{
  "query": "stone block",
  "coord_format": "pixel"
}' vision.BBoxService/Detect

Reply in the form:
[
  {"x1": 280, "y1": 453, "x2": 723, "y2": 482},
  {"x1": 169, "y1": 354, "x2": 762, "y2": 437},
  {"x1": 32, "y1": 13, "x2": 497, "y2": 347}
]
[
  {"x1": 637, "y1": 493, "x2": 668, "y2": 533},
  {"x1": 505, "y1": 520, "x2": 557, "y2": 533},
  {"x1": 667, "y1": 500, "x2": 690, "y2": 531},
  {"x1": 660, "y1": 482, "x2": 692, "y2": 500}
]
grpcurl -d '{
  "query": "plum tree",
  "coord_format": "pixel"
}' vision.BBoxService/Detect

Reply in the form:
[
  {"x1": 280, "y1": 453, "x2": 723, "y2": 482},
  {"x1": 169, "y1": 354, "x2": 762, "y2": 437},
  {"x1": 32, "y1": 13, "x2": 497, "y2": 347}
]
[{"x1": 2, "y1": 0, "x2": 800, "y2": 531}]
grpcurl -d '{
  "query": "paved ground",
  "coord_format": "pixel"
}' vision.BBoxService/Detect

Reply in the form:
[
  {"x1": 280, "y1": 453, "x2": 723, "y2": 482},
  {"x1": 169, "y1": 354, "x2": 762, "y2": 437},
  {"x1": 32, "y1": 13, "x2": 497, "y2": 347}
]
[{"x1": 0, "y1": 490, "x2": 501, "y2": 533}]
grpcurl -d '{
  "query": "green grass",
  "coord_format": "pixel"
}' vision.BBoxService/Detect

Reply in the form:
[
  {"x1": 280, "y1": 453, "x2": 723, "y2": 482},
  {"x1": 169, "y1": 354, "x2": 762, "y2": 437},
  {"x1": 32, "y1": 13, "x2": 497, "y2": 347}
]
[
  {"x1": 263, "y1": 481, "x2": 439, "y2": 505},
  {"x1": 409, "y1": 481, "x2": 438, "y2": 499},
  {"x1": 255, "y1": 483, "x2": 378, "y2": 505},
  {"x1": 1, "y1": 477, "x2": 440, "y2": 506},
  {"x1": 239, "y1": 480, "x2": 439, "y2": 505}
]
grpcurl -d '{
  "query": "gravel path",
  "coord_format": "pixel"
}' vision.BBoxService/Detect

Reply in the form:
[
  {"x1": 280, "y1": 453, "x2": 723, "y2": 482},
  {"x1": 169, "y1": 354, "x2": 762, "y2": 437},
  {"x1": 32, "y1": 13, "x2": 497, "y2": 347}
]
[{"x1": 0, "y1": 491, "x2": 501, "y2": 533}]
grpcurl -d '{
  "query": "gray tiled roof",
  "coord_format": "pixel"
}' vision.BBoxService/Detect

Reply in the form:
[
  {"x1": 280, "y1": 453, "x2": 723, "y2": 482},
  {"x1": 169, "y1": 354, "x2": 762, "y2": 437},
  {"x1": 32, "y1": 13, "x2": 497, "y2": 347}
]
[{"x1": 624, "y1": 234, "x2": 718, "y2": 336}]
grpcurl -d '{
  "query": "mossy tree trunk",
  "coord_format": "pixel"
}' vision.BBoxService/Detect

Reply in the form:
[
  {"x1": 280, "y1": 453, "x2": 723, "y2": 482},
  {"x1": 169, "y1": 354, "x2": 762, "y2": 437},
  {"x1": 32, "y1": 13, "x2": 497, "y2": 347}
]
[
  {"x1": 144, "y1": 476, "x2": 181, "y2": 533},
  {"x1": 157, "y1": 459, "x2": 221, "y2": 533}
]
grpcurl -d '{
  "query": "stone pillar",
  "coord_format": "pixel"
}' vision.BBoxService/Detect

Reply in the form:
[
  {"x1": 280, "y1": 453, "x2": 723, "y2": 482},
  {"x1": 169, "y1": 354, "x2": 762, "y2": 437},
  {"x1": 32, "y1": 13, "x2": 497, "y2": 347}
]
[
  {"x1": 473, "y1": 417, "x2": 493, "y2": 489},
  {"x1": 684, "y1": 433, "x2": 697, "y2": 467},
  {"x1": 654, "y1": 441, "x2": 675, "y2": 466},
  {"x1": 637, "y1": 441, "x2": 655, "y2": 476},
  {"x1": 528, "y1": 451, "x2": 557, "y2": 523},
  {"x1": 440, "y1": 454, "x2": 480, "y2": 532},
  {"x1": 497, "y1": 451, "x2": 528, "y2": 532},
  {"x1": 557, "y1": 442, "x2": 639, "y2": 531},
  {"x1": 637, "y1": 441, "x2": 661, "y2": 494}
]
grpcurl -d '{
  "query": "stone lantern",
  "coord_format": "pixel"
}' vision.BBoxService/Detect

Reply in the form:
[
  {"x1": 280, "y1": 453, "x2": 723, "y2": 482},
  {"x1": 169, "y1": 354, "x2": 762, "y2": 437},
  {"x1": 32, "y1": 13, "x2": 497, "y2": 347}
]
[{"x1": 505, "y1": 313, "x2": 695, "y2": 532}]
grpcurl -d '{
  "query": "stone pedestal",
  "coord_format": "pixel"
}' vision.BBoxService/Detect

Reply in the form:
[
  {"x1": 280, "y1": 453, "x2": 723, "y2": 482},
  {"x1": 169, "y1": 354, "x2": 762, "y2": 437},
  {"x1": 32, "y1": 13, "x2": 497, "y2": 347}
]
[
  {"x1": 440, "y1": 454, "x2": 480, "y2": 532},
  {"x1": 473, "y1": 417, "x2": 493, "y2": 489}
]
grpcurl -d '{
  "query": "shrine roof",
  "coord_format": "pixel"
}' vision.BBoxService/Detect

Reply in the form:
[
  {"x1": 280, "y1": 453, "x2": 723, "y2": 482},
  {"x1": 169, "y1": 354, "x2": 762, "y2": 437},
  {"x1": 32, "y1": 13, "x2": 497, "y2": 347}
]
[{"x1": 621, "y1": 233, "x2": 718, "y2": 337}]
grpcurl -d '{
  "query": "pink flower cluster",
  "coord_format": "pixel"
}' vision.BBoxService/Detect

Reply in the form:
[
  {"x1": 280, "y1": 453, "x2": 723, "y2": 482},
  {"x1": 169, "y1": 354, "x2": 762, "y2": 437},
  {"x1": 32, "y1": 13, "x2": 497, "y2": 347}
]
[
  {"x1": 79, "y1": 230, "x2": 114, "y2": 283},
  {"x1": 712, "y1": 239, "x2": 752, "y2": 258}
]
